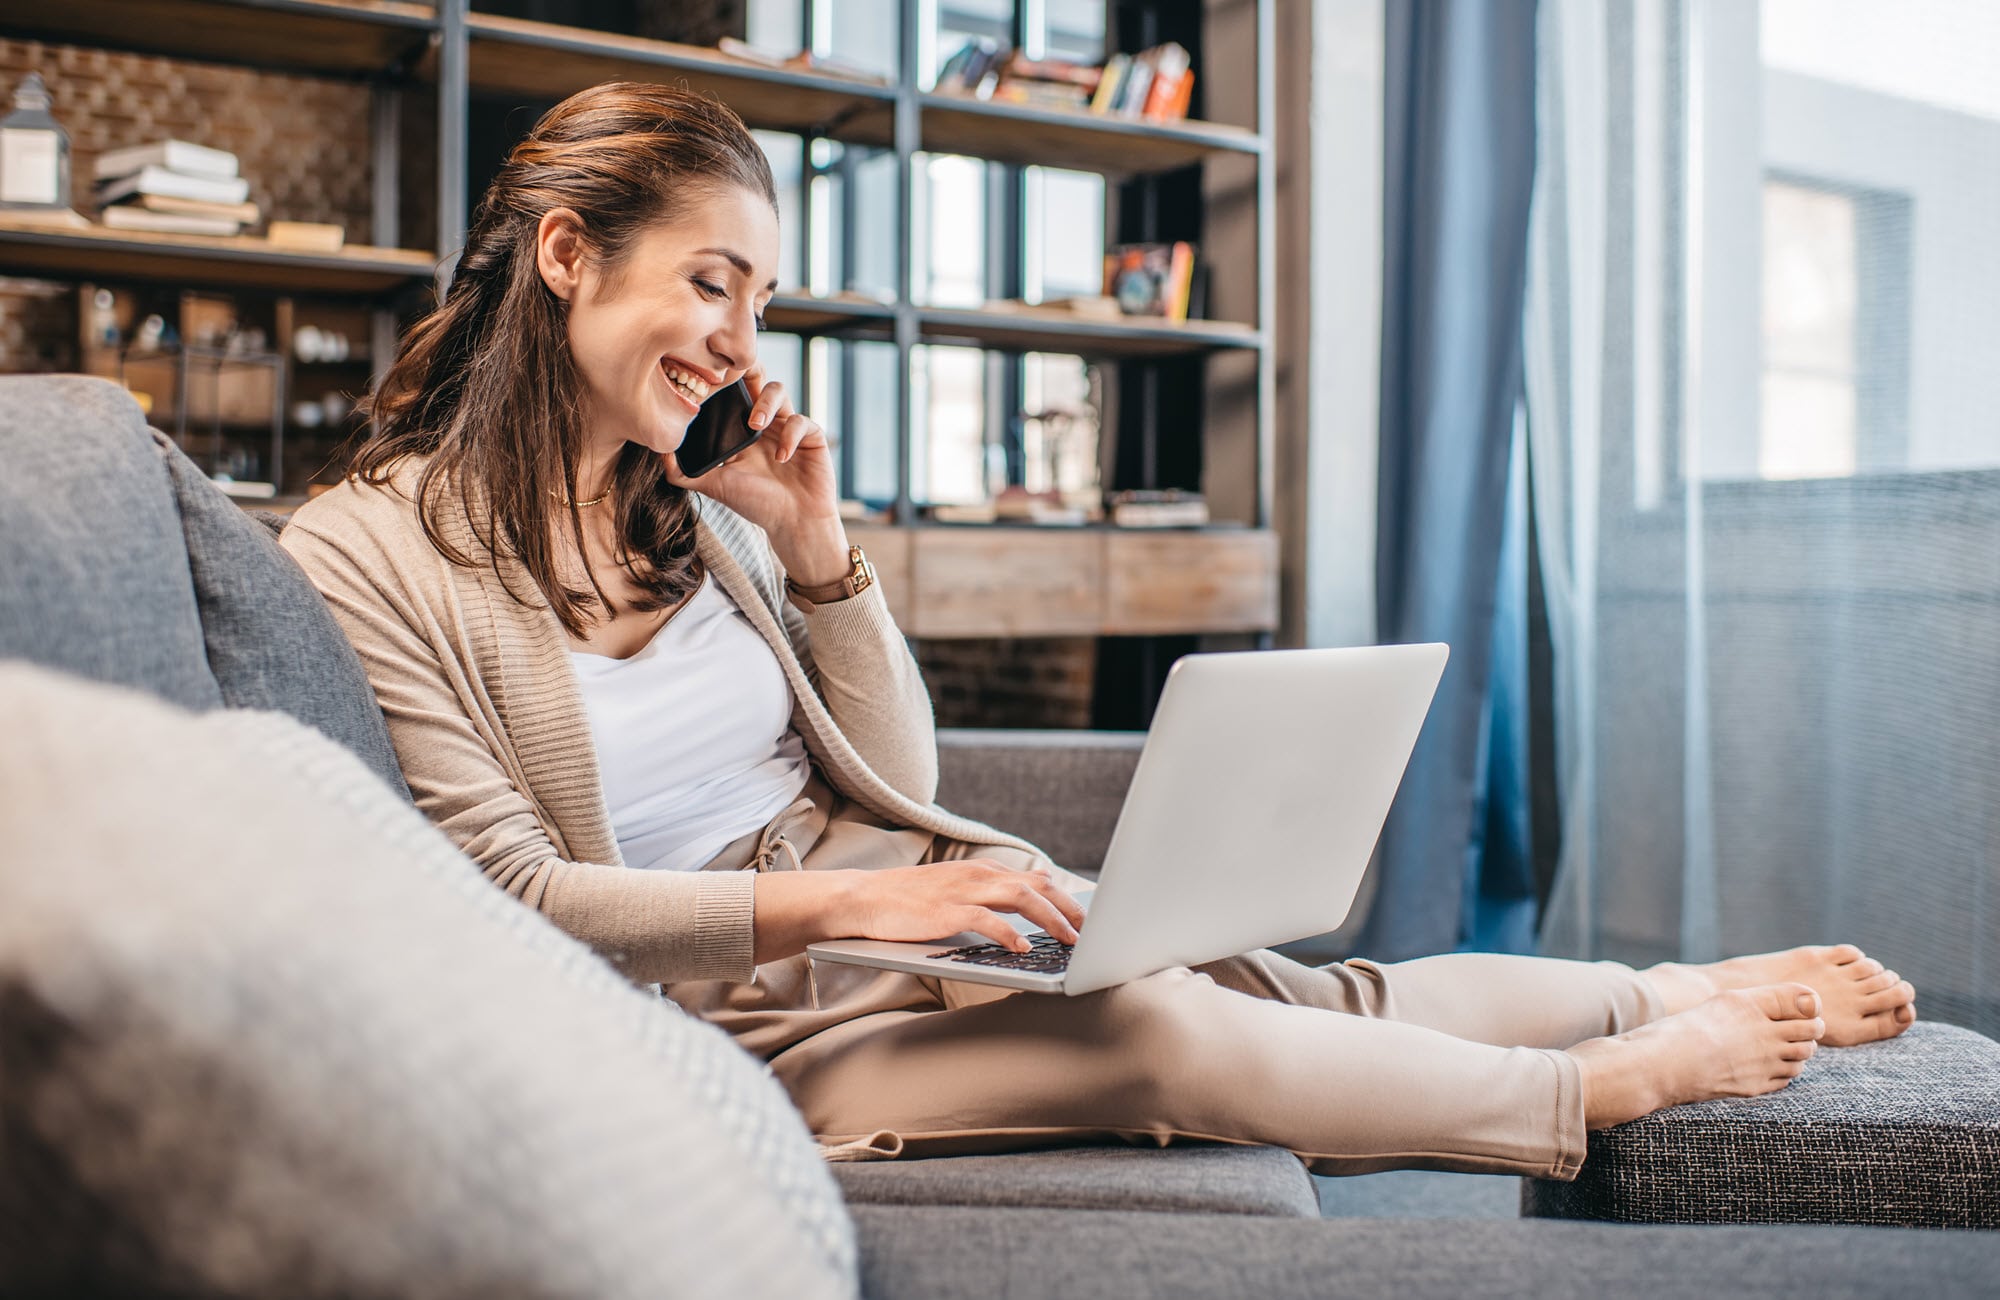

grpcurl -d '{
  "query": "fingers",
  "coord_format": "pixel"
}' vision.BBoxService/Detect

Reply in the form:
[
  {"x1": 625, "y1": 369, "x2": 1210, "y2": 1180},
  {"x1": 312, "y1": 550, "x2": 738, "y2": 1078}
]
[
  {"x1": 1030, "y1": 866, "x2": 1089, "y2": 935},
  {"x1": 966, "y1": 861, "x2": 1082, "y2": 944},
  {"x1": 955, "y1": 906, "x2": 1032, "y2": 953},
  {"x1": 1001, "y1": 879, "x2": 1081, "y2": 945},
  {"x1": 747, "y1": 377, "x2": 788, "y2": 432},
  {"x1": 770, "y1": 411, "x2": 824, "y2": 464}
]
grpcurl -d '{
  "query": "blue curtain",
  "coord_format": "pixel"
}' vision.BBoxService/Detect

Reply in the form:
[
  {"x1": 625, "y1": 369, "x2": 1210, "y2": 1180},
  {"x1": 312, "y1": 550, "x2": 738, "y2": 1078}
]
[{"x1": 1356, "y1": 0, "x2": 1540, "y2": 962}]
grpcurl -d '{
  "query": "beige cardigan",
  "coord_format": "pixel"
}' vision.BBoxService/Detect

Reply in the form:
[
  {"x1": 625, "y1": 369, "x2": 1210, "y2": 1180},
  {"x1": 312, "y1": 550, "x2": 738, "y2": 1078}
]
[{"x1": 281, "y1": 466, "x2": 1040, "y2": 985}]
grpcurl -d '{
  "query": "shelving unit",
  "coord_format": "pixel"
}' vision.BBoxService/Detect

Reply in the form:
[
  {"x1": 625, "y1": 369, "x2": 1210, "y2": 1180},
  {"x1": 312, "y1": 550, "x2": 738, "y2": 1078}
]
[{"x1": 1, "y1": 0, "x2": 1279, "y2": 652}]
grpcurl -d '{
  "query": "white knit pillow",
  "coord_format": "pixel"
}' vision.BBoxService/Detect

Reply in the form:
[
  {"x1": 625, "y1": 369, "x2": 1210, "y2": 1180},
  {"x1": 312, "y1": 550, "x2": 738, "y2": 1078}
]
[{"x1": 0, "y1": 664, "x2": 854, "y2": 1299}]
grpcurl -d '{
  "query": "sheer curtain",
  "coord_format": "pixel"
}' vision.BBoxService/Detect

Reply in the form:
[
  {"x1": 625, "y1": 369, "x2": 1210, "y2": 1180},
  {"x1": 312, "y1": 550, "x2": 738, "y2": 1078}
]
[{"x1": 1527, "y1": 0, "x2": 2000, "y2": 1034}]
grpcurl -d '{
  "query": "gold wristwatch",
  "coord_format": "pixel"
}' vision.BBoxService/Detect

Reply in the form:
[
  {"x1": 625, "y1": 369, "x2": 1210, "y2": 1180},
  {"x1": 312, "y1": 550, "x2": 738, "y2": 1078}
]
[{"x1": 784, "y1": 544, "x2": 876, "y2": 608}]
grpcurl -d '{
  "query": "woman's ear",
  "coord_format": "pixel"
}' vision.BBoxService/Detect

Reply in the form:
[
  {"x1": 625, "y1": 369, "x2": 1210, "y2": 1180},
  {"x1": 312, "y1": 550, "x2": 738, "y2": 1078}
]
[{"x1": 535, "y1": 207, "x2": 588, "y2": 302}]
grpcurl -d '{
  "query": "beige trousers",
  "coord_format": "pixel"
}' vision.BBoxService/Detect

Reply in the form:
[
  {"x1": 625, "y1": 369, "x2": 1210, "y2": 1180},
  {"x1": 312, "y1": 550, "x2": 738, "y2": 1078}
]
[{"x1": 663, "y1": 772, "x2": 1663, "y2": 1180}]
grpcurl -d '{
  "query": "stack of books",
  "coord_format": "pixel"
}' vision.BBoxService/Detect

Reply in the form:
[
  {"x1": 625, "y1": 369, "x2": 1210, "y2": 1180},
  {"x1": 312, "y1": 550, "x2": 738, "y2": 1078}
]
[
  {"x1": 1090, "y1": 43, "x2": 1194, "y2": 123},
  {"x1": 989, "y1": 52, "x2": 1104, "y2": 113},
  {"x1": 93, "y1": 140, "x2": 256, "y2": 237},
  {"x1": 1107, "y1": 489, "x2": 1209, "y2": 528},
  {"x1": 934, "y1": 40, "x2": 1195, "y2": 124}
]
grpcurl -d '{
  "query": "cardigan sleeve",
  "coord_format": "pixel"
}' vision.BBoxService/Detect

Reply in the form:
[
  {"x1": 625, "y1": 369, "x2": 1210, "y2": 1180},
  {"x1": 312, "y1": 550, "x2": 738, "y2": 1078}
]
[
  {"x1": 280, "y1": 496, "x2": 757, "y2": 985},
  {"x1": 773, "y1": 545, "x2": 941, "y2": 806}
]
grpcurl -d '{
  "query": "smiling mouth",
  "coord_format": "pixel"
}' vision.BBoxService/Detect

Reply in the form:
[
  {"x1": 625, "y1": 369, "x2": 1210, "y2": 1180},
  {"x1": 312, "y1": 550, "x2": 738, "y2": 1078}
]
[{"x1": 661, "y1": 361, "x2": 715, "y2": 409}]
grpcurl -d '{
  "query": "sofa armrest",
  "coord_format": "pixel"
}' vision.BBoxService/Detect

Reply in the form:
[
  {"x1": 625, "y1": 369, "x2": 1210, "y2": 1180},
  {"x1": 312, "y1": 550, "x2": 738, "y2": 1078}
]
[{"x1": 934, "y1": 729, "x2": 1145, "y2": 875}]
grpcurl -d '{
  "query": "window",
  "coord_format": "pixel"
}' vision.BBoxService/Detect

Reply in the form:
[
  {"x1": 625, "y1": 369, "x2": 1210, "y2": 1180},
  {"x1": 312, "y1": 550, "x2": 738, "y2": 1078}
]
[{"x1": 1683, "y1": 0, "x2": 2000, "y2": 483}]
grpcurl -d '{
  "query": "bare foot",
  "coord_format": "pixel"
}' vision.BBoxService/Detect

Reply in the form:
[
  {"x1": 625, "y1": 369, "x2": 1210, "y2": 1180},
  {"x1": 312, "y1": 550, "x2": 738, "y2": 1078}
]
[
  {"x1": 1567, "y1": 984, "x2": 1826, "y2": 1129},
  {"x1": 1646, "y1": 944, "x2": 1917, "y2": 1046}
]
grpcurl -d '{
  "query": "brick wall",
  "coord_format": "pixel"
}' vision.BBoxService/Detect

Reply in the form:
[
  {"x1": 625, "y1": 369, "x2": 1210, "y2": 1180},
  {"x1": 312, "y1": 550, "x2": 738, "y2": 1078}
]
[
  {"x1": 0, "y1": 40, "x2": 378, "y2": 234},
  {"x1": 0, "y1": 38, "x2": 433, "y2": 373},
  {"x1": 914, "y1": 638, "x2": 1099, "y2": 730}
]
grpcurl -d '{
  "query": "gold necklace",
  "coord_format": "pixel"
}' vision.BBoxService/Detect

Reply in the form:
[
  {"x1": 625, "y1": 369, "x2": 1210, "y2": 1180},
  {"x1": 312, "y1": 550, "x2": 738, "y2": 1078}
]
[{"x1": 550, "y1": 485, "x2": 612, "y2": 508}]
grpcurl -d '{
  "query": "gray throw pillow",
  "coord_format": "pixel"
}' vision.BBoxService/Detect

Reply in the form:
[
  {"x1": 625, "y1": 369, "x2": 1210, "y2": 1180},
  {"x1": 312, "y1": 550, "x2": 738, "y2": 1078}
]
[
  {"x1": 155, "y1": 433, "x2": 411, "y2": 800},
  {"x1": 0, "y1": 663, "x2": 855, "y2": 1300},
  {"x1": 0, "y1": 374, "x2": 220, "y2": 710}
]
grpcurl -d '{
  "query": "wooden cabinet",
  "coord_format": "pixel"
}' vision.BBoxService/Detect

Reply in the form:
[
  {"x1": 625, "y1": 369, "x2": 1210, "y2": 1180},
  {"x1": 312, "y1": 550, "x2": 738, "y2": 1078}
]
[{"x1": 850, "y1": 525, "x2": 1277, "y2": 639}]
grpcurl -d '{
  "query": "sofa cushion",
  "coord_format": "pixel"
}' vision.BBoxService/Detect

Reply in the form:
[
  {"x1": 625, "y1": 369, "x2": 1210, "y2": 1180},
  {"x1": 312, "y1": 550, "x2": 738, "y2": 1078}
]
[
  {"x1": 1522, "y1": 1021, "x2": 2000, "y2": 1228},
  {"x1": 851, "y1": 1207, "x2": 2000, "y2": 1300},
  {"x1": 935, "y1": 729, "x2": 1144, "y2": 874},
  {"x1": 834, "y1": 1143, "x2": 1318, "y2": 1218},
  {"x1": 155, "y1": 435, "x2": 409, "y2": 798},
  {"x1": 0, "y1": 374, "x2": 220, "y2": 711},
  {"x1": 0, "y1": 664, "x2": 854, "y2": 1299}
]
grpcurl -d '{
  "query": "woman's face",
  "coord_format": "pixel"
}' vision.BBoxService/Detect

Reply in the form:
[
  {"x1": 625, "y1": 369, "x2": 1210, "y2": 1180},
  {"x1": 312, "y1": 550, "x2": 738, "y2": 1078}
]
[{"x1": 556, "y1": 184, "x2": 779, "y2": 456}]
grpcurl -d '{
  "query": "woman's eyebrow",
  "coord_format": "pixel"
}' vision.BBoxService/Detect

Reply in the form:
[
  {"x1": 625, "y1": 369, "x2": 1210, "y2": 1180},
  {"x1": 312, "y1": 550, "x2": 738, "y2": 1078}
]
[{"x1": 694, "y1": 246, "x2": 780, "y2": 292}]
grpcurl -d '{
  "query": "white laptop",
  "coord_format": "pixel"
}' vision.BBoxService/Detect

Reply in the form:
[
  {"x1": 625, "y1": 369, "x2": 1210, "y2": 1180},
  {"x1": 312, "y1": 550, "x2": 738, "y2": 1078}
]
[{"x1": 806, "y1": 643, "x2": 1447, "y2": 996}]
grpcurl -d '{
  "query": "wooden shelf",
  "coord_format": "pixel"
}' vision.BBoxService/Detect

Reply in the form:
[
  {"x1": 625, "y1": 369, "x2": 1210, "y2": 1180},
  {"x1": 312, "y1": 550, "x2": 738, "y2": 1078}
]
[
  {"x1": 452, "y1": 15, "x2": 1261, "y2": 177},
  {"x1": 463, "y1": 14, "x2": 894, "y2": 136},
  {"x1": 0, "y1": 219, "x2": 437, "y2": 296},
  {"x1": 850, "y1": 523, "x2": 1278, "y2": 639},
  {"x1": 1, "y1": 0, "x2": 439, "y2": 77},
  {"x1": 764, "y1": 292, "x2": 895, "y2": 338},
  {"x1": 917, "y1": 304, "x2": 1260, "y2": 359},
  {"x1": 910, "y1": 93, "x2": 1263, "y2": 177}
]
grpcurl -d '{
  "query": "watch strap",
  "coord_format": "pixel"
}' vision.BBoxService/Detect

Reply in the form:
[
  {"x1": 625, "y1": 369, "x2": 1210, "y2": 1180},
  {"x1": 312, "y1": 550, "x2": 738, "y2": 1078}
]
[{"x1": 785, "y1": 544, "x2": 874, "y2": 606}]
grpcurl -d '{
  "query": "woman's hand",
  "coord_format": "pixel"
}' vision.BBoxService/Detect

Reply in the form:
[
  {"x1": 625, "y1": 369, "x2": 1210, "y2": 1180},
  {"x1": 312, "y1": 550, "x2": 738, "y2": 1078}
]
[
  {"x1": 662, "y1": 361, "x2": 851, "y2": 587},
  {"x1": 752, "y1": 861, "x2": 1087, "y2": 967}
]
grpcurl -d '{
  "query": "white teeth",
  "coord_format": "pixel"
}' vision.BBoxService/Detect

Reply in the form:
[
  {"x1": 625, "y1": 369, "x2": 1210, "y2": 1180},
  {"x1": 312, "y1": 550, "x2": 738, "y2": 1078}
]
[{"x1": 662, "y1": 364, "x2": 713, "y2": 402}]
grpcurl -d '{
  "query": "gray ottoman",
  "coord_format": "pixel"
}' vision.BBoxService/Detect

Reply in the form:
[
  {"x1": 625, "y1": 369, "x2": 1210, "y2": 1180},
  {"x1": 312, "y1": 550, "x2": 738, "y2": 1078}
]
[
  {"x1": 1523, "y1": 1021, "x2": 2000, "y2": 1228},
  {"x1": 834, "y1": 1144, "x2": 1319, "y2": 1218}
]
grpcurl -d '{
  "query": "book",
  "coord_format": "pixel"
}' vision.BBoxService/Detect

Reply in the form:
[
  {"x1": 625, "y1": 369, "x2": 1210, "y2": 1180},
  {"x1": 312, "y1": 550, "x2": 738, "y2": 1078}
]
[
  {"x1": 1140, "y1": 43, "x2": 1193, "y2": 122},
  {"x1": 136, "y1": 193, "x2": 260, "y2": 223},
  {"x1": 999, "y1": 51, "x2": 1103, "y2": 89},
  {"x1": 1104, "y1": 242, "x2": 1196, "y2": 322},
  {"x1": 1108, "y1": 489, "x2": 1209, "y2": 528},
  {"x1": 267, "y1": 220, "x2": 345, "y2": 252},
  {"x1": 0, "y1": 206, "x2": 88, "y2": 228},
  {"x1": 92, "y1": 139, "x2": 239, "y2": 181},
  {"x1": 101, "y1": 205, "x2": 243, "y2": 236},
  {"x1": 990, "y1": 80, "x2": 1093, "y2": 111},
  {"x1": 96, "y1": 165, "x2": 251, "y2": 206},
  {"x1": 935, "y1": 38, "x2": 1002, "y2": 96},
  {"x1": 1089, "y1": 53, "x2": 1130, "y2": 114},
  {"x1": 1114, "y1": 58, "x2": 1153, "y2": 116}
]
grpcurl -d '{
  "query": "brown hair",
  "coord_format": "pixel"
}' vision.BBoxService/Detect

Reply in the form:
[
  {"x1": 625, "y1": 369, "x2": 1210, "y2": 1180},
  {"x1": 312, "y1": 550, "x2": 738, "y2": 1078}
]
[{"x1": 351, "y1": 82, "x2": 777, "y2": 636}]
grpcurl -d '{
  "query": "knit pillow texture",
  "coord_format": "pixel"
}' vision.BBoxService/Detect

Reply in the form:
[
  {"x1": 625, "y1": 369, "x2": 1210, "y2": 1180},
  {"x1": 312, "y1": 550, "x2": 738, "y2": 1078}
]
[{"x1": 0, "y1": 663, "x2": 855, "y2": 1299}]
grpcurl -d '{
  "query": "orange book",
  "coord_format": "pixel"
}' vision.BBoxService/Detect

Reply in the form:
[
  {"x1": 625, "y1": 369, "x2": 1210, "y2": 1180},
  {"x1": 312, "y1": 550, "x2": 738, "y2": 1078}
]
[
  {"x1": 1156, "y1": 71, "x2": 1195, "y2": 123},
  {"x1": 1141, "y1": 43, "x2": 1192, "y2": 121}
]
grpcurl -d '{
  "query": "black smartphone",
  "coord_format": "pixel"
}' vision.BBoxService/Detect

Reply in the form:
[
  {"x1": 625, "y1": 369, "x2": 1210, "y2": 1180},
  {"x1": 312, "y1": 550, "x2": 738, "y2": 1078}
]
[{"x1": 675, "y1": 377, "x2": 764, "y2": 477}]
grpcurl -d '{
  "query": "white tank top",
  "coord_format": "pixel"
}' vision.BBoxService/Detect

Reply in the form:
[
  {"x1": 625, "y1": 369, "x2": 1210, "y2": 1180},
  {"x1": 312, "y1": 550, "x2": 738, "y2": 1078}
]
[{"x1": 569, "y1": 573, "x2": 812, "y2": 873}]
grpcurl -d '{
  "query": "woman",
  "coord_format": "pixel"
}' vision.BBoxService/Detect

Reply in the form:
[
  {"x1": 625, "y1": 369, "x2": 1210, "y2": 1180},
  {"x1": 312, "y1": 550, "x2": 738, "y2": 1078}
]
[{"x1": 283, "y1": 83, "x2": 1917, "y2": 1177}]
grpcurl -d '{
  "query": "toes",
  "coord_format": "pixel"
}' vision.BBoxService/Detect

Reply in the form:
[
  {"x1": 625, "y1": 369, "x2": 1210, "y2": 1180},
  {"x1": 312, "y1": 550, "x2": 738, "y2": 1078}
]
[
  {"x1": 1796, "y1": 1016, "x2": 1827, "y2": 1041},
  {"x1": 1895, "y1": 1001, "x2": 1918, "y2": 1025},
  {"x1": 1779, "y1": 1038, "x2": 1819, "y2": 1062},
  {"x1": 1860, "y1": 979, "x2": 1916, "y2": 1014},
  {"x1": 1825, "y1": 943, "x2": 1865, "y2": 965},
  {"x1": 1853, "y1": 968, "x2": 1899, "y2": 996},
  {"x1": 1849, "y1": 957, "x2": 1885, "y2": 980}
]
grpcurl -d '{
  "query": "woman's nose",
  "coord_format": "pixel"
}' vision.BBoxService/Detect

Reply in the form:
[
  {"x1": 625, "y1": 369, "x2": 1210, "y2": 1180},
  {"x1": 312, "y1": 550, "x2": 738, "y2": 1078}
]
[{"x1": 709, "y1": 302, "x2": 760, "y2": 372}]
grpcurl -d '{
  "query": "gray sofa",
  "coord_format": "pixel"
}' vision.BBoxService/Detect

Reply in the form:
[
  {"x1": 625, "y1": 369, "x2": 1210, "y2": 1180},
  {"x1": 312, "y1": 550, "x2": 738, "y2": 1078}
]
[{"x1": 4, "y1": 373, "x2": 1997, "y2": 1297}]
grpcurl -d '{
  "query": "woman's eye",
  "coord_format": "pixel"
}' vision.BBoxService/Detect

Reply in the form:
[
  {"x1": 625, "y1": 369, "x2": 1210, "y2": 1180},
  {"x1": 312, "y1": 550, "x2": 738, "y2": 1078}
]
[
  {"x1": 694, "y1": 279, "x2": 727, "y2": 300},
  {"x1": 754, "y1": 311, "x2": 768, "y2": 332}
]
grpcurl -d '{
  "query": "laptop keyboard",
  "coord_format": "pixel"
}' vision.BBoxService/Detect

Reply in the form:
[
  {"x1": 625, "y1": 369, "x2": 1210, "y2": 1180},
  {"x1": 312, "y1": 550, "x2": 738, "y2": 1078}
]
[{"x1": 926, "y1": 932, "x2": 1073, "y2": 974}]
